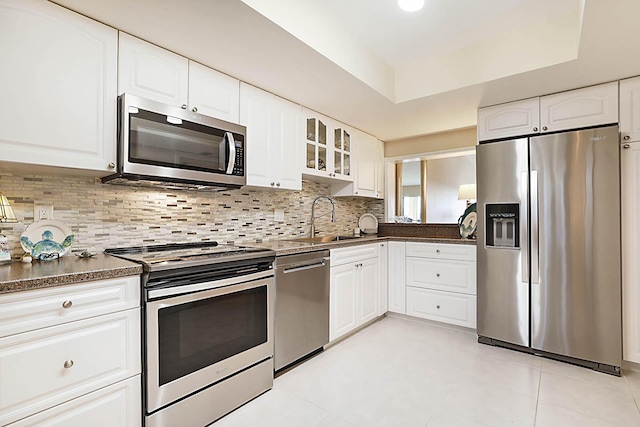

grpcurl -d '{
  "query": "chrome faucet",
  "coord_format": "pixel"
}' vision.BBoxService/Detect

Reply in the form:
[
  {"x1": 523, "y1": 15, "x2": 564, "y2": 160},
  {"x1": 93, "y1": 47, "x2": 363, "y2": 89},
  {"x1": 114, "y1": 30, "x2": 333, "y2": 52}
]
[{"x1": 310, "y1": 195, "x2": 336, "y2": 237}]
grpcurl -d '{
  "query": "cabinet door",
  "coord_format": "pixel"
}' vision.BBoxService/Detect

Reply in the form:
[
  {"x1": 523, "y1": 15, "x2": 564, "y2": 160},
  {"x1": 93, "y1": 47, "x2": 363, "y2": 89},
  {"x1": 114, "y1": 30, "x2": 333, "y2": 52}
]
[
  {"x1": 375, "y1": 139, "x2": 385, "y2": 199},
  {"x1": 188, "y1": 61, "x2": 239, "y2": 123},
  {"x1": 378, "y1": 242, "x2": 388, "y2": 315},
  {"x1": 118, "y1": 32, "x2": 188, "y2": 107},
  {"x1": 354, "y1": 131, "x2": 377, "y2": 197},
  {"x1": 240, "y1": 83, "x2": 272, "y2": 188},
  {"x1": 272, "y1": 96, "x2": 303, "y2": 190},
  {"x1": 7, "y1": 376, "x2": 141, "y2": 427},
  {"x1": 330, "y1": 264, "x2": 358, "y2": 342},
  {"x1": 0, "y1": 309, "x2": 141, "y2": 426},
  {"x1": 358, "y1": 257, "x2": 379, "y2": 325},
  {"x1": 0, "y1": 0, "x2": 117, "y2": 173},
  {"x1": 540, "y1": 82, "x2": 618, "y2": 133},
  {"x1": 387, "y1": 242, "x2": 406, "y2": 314},
  {"x1": 620, "y1": 76, "x2": 640, "y2": 143},
  {"x1": 622, "y1": 142, "x2": 640, "y2": 363},
  {"x1": 477, "y1": 98, "x2": 540, "y2": 141}
]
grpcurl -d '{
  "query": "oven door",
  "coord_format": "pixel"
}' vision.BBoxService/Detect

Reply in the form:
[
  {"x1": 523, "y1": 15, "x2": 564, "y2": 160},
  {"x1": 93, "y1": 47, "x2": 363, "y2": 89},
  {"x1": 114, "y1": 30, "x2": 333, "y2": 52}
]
[{"x1": 145, "y1": 270, "x2": 274, "y2": 414}]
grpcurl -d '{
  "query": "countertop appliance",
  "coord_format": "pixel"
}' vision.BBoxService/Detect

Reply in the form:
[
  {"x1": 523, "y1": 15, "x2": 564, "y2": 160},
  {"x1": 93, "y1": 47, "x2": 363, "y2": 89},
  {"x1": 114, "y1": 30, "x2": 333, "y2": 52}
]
[
  {"x1": 476, "y1": 125, "x2": 622, "y2": 375},
  {"x1": 274, "y1": 250, "x2": 330, "y2": 371},
  {"x1": 105, "y1": 241, "x2": 276, "y2": 426},
  {"x1": 103, "y1": 94, "x2": 246, "y2": 191}
]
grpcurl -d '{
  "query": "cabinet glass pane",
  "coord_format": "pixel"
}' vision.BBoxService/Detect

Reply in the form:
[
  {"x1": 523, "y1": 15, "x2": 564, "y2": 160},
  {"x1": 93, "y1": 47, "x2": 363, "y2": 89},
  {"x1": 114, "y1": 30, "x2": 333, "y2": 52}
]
[
  {"x1": 335, "y1": 129, "x2": 342, "y2": 149},
  {"x1": 334, "y1": 151, "x2": 342, "y2": 174},
  {"x1": 306, "y1": 143, "x2": 315, "y2": 168},
  {"x1": 344, "y1": 131, "x2": 350, "y2": 152},
  {"x1": 318, "y1": 120, "x2": 326, "y2": 145},
  {"x1": 318, "y1": 146, "x2": 326, "y2": 170},
  {"x1": 306, "y1": 118, "x2": 315, "y2": 142},
  {"x1": 344, "y1": 154, "x2": 350, "y2": 176}
]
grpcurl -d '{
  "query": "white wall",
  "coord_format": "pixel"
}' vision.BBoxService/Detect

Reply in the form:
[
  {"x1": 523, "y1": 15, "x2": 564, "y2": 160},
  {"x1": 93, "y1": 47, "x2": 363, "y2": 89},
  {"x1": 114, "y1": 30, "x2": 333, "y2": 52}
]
[{"x1": 426, "y1": 155, "x2": 476, "y2": 223}]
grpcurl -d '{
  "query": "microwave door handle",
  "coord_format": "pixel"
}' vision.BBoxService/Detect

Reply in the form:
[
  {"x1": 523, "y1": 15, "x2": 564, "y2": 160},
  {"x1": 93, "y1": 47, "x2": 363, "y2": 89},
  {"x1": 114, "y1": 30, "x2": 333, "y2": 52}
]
[{"x1": 225, "y1": 132, "x2": 236, "y2": 174}]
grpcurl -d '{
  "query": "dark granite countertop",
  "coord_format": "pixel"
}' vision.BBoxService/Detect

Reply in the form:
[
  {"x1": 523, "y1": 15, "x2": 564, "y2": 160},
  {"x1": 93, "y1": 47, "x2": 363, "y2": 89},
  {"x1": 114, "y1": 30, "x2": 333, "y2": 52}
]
[
  {"x1": 0, "y1": 254, "x2": 142, "y2": 295},
  {"x1": 252, "y1": 235, "x2": 476, "y2": 256}
]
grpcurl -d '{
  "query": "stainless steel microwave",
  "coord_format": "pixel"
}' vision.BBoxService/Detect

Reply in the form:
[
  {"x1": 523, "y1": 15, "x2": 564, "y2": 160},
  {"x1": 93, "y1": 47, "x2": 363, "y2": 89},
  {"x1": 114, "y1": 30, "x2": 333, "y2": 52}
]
[{"x1": 103, "y1": 94, "x2": 246, "y2": 190}]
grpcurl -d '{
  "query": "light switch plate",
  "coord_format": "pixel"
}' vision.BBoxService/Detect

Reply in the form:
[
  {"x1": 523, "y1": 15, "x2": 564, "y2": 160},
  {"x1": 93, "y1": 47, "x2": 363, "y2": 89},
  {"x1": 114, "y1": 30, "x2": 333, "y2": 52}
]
[
  {"x1": 34, "y1": 205, "x2": 53, "y2": 221},
  {"x1": 274, "y1": 209, "x2": 285, "y2": 222}
]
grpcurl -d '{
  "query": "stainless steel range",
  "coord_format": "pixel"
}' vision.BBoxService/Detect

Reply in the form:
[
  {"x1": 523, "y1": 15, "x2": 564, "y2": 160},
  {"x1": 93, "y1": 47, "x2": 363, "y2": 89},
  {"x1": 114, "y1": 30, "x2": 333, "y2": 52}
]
[{"x1": 106, "y1": 241, "x2": 276, "y2": 427}]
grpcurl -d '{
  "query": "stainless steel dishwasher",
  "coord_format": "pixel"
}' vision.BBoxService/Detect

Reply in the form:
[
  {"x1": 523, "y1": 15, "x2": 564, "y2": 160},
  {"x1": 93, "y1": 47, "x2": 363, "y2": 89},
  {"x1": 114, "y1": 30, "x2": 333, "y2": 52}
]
[{"x1": 274, "y1": 250, "x2": 330, "y2": 371}]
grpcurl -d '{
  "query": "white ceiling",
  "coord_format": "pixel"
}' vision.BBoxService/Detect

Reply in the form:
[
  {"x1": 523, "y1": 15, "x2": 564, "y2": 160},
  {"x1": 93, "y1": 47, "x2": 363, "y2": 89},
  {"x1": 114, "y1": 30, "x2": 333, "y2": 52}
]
[{"x1": 51, "y1": 0, "x2": 640, "y2": 142}]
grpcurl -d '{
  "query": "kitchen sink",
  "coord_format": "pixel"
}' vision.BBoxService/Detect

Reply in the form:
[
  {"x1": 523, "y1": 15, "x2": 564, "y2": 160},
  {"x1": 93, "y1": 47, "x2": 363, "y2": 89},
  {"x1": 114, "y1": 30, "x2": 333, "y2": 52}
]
[{"x1": 287, "y1": 235, "x2": 361, "y2": 244}]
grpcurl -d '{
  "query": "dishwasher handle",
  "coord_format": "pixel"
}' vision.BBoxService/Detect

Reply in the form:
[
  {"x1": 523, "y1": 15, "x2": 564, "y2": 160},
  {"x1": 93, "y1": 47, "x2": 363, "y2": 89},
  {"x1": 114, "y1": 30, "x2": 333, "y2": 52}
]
[{"x1": 282, "y1": 257, "x2": 330, "y2": 274}]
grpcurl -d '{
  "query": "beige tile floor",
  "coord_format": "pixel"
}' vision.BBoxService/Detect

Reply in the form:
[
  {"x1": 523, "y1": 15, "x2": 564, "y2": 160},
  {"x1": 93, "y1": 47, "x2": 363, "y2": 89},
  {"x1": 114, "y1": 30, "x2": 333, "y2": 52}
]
[{"x1": 215, "y1": 316, "x2": 640, "y2": 427}]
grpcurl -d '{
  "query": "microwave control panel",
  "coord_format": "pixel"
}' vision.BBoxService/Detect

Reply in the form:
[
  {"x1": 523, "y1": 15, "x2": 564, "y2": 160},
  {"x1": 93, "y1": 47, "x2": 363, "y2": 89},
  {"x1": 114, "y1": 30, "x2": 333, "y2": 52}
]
[{"x1": 232, "y1": 139, "x2": 244, "y2": 176}]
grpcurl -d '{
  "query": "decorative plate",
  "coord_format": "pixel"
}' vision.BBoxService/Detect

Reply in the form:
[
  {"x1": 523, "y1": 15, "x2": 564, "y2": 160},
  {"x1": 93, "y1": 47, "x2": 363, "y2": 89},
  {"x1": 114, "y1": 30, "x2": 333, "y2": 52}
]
[
  {"x1": 358, "y1": 213, "x2": 379, "y2": 234},
  {"x1": 20, "y1": 220, "x2": 75, "y2": 260},
  {"x1": 458, "y1": 203, "x2": 477, "y2": 239}
]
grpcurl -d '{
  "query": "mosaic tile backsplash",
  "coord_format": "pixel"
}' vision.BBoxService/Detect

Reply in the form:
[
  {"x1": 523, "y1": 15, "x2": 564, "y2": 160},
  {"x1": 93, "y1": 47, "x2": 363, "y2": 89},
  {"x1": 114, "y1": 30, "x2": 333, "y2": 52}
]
[{"x1": 0, "y1": 173, "x2": 384, "y2": 256}]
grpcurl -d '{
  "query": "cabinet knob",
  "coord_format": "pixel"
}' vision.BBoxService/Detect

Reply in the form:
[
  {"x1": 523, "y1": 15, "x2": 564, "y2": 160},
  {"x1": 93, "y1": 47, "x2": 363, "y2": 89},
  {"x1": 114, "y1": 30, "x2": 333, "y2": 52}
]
[
  {"x1": 62, "y1": 300, "x2": 73, "y2": 309},
  {"x1": 276, "y1": 182, "x2": 281, "y2": 187},
  {"x1": 192, "y1": 107, "x2": 198, "y2": 112},
  {"x1": 624, "y1": 144, "x2": 631, "y2": 149},
  {"x1": 624, "y1": 135, "x2": 631, "y2": 141},
  {"x1": 355, "y1": 191, "x2": 358, "y2": 195},
  {"x1": 436, "y1": 249, "x2": 440, "y2": 254},
  {"x1": 63, "y1": 360, "x2": 74, "y2": 369},
  {"x1": 436, "y1": 305, "x2": 441, "y2": 309},
  {"x1": 270, "y1": 182, "x2": 275, "y2": 186},
  {"x1": 533, "y1": 127, "x2": 539, "y2": 132},
  {"x1": 436, "y1": 273, "x2": 440, "y2": 277},
  {"x1": 108, "y1": 162, "x2": 116, "y2": 169},
  {"x1": 542, "y1": 126, "x2": 548, "y2": 131},
  {"x1": 181, "y1": 104, "x2": 187, "y2": 109}
]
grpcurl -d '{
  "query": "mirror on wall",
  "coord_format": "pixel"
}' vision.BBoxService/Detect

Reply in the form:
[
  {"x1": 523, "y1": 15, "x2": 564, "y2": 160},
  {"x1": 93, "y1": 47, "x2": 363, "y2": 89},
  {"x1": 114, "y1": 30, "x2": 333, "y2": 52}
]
[{"x1": 394, "y1": 152, "x2": 476, "y2": 224}]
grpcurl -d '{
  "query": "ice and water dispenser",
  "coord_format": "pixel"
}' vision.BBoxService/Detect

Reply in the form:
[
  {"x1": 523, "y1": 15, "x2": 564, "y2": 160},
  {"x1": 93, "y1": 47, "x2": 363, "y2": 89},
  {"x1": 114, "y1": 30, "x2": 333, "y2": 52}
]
[{"x1": 485, "y1": 203, "x2": 519, "y2": 248}]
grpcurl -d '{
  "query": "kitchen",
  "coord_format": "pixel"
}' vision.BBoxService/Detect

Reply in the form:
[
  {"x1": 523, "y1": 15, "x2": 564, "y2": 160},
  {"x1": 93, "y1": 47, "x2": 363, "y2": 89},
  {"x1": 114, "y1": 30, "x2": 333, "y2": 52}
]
[{"x1": 2, "y1": 0, "x2": 640, "y2": 426}]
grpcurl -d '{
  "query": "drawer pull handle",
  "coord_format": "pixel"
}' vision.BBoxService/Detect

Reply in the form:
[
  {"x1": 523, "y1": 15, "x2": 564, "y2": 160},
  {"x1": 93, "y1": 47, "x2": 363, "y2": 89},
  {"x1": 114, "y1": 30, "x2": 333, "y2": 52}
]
[
  {"x1": 436, "y1": 305, "x2": 441, "y2": 309},
  {"x1": 62, "y1": 300, "x2": 73, "y2": 309},
  {"x1": 436, "y1": 249, "x2": 440, "y2": 253},
  {"x1": 436, "y1": 273, "x2": 440, "y2": 277},
  {"x1": 63, "y1": 360, "x2": 74, "y2": 369}
]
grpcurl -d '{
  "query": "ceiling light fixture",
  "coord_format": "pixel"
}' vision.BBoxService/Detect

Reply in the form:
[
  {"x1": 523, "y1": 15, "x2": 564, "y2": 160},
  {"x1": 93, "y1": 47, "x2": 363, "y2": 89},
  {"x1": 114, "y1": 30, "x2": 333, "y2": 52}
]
[{"x1": 398, "y1": 0, "x2": 424, "y2": 12}]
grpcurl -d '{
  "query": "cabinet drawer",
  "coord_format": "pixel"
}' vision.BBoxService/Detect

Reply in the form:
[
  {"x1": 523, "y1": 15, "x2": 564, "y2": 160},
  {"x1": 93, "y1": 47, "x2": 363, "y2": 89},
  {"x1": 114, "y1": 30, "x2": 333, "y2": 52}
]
[
  {"x1": 406, "y1": 287, "x2": 476, "y2": 329},
  {"x1": 0, "y1": 276, "x2": 140, "y2": 338},
  {"x1": 406, "y1": 257, "x2": 476, "y2": 295},
  {"x1": 405, "y1": 242, "x2": 476, "y2": 261},
  {"x1": 0, "y1": 309, "x2": 141, "y2": 426},
  {"x1": 7, "y1": 376, "x2": 141, "y2": 427},
  {"x1": 331, "y1": 243, "x2": 379, "y2": 266}
]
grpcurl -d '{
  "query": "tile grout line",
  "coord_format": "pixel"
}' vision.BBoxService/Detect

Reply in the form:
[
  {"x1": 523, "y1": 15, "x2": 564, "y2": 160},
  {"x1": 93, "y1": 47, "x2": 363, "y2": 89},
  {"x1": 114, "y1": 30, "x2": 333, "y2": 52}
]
[{"x1": 532, "y1": 365, "x2": 543, "y2": 426}]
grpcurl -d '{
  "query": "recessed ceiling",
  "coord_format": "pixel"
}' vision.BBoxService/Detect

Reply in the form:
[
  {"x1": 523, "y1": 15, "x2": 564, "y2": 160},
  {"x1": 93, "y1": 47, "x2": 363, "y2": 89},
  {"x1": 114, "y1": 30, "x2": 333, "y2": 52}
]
[{"x1": 50, "y1": 0, "x2": 640, "y2": 142}]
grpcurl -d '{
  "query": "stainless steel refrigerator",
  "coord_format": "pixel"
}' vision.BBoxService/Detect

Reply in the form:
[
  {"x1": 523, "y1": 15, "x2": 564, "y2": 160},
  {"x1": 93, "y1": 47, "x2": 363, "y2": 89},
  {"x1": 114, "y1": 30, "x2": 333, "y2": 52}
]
[{"x1": 476, "y1": 125, "x2": 622, "y2": 375}]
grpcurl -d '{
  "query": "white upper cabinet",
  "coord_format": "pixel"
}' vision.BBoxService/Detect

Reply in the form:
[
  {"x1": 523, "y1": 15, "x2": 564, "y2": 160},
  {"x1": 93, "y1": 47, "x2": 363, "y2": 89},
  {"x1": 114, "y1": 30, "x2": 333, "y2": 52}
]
[
  {"x1": 478, "y1": 82, "x2": 620, "y2": 142},
  {"x1": 119, "y1": 33, "x2": 239, "y2": 123},
  {"x1": 477, "y1": 98, "x2": 540, "y2": 142},
  {"x1": 188, "y1": 61, "x2": 240, "y2": 123},
  {"x1": 620, "y1": 76, "x2": 640, "y2": 143},
  {"x1": 331, "y1": 130, "x2": 384, "y2": 199},
  {"x1": 118, "y1": 32, "x2": 188, "y2": 108},
  {"x1": 540, "y1": 82, "x2": 618, "y2": 133},
  {"x1": 240, "y1": 83, "x2": 302, "y2": 190},
  {"x1": 0, "y1": 0, "x2": 118, "y2": 174},
  {"x1": 303, "y1": 109, "x2": 353, "y2": 182}
]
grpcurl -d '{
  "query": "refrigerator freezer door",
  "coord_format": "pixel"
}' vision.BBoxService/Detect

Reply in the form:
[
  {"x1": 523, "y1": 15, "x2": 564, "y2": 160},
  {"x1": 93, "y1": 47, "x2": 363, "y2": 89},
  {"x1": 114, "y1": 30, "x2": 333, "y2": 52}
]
[
  {"x1": 477, "y1": 138, "x2": 530, "y2": 347},
  {"x1": 530, "y1": 126, "x2": 621, "y2": 367}
]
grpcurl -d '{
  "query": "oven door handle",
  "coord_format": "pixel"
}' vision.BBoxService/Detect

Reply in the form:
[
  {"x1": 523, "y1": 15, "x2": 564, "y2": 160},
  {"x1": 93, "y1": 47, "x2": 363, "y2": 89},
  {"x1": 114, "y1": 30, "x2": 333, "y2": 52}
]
[
  {"x1": 147, "y1": 269, "x2": 272, "y2": 300},
  {"x1": 282, "y1": 258, "x2": 329, "y2": 274}
]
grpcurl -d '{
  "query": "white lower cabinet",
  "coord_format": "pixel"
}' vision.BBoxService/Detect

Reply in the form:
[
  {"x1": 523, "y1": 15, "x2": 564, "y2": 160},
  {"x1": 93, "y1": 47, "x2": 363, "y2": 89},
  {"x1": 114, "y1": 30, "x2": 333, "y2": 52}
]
[
  {"x1": 387, "y1": 242, "x2": 406, "y2": 314},
  {"x1": 378, "y1": 242, "x2": 388, "y2": 314},
  {"x1": 406, "y1": 287, "x2": 476, "y2": 329},
  {"x1": 7, "y1": 376, "x2": 141, "y2": 427},
  {"x1": 0, "y1": 277, "x2": 141, "y2": 426},
  {"x1": 330, "y1": 244, "x2": 380, "y2": 342}
]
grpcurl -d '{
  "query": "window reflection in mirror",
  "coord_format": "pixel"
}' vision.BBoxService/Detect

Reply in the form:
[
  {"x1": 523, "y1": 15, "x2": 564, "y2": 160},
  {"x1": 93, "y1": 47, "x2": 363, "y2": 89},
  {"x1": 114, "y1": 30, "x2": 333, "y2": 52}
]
[{"x1": 395, "y1": 153, "x2": 476, "y2": 224}]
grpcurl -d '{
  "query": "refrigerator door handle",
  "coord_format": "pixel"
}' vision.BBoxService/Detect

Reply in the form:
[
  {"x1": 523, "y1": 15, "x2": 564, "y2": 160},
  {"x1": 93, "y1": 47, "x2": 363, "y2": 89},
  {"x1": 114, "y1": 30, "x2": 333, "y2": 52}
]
[
  {"x1": 531, "y1": 170, "x2": 540, "y2": 284},
  {"x1": 521, "y1": 171, "x2": 529, "y2": 284}
]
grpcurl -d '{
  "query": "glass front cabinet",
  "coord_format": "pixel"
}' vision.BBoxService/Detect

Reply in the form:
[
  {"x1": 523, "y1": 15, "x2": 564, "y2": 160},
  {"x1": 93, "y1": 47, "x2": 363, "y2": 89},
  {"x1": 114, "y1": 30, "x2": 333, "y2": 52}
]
[{"x1": 303, "y1": 109, "x2": 353, "y2": 181}]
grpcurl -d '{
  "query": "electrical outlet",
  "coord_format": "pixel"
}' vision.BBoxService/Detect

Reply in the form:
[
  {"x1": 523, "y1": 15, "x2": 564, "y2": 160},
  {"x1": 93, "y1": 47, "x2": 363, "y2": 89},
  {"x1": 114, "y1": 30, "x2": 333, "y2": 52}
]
[
  {"x1": 274, "y1": 209, "x2": 285, "y2": 222},
  {"x1": 34, "y1": 205, "x2": 53, "y2": 221}
]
